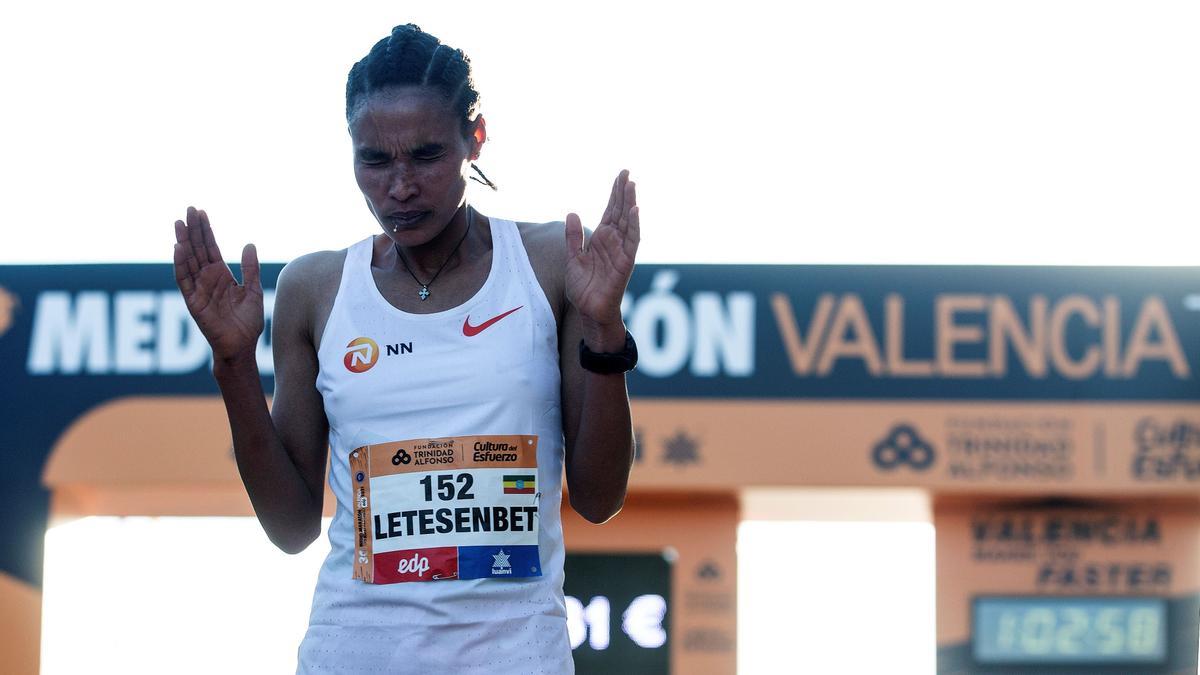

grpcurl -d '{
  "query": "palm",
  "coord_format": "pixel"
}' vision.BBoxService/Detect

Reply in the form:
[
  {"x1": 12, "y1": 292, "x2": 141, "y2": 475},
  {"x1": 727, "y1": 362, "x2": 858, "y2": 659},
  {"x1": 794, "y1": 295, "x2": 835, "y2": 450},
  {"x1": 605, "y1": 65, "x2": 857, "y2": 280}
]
[
  {"x1": 173, "y1": 207, "x2": 264, "y2": 360},
  {"x1": 565, "y1": 170, "x2": 640, "y2": 325}
]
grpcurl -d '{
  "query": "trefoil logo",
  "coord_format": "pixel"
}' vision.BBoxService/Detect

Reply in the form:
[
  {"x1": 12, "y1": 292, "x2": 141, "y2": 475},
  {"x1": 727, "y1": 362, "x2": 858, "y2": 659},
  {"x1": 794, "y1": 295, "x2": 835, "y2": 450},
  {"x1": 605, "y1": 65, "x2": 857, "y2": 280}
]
[{"x1": 871, "y1": 423, "x2": 936, "y2": 471}]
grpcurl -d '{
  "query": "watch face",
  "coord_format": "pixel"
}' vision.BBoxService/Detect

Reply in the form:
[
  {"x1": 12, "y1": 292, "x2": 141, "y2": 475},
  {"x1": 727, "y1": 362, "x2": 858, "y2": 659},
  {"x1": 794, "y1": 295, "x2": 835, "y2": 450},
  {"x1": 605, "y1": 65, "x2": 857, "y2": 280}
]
[{"x1": 580, "y1": 332, "x2": 638, "y2": 374}]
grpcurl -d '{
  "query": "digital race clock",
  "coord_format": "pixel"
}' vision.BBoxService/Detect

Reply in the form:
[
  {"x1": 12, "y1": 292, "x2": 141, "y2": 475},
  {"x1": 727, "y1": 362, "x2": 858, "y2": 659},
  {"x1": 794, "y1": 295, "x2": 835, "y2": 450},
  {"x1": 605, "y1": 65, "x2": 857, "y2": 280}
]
[{"x1": 972, "y1": 596, "x2": 1168, "y2": 666}]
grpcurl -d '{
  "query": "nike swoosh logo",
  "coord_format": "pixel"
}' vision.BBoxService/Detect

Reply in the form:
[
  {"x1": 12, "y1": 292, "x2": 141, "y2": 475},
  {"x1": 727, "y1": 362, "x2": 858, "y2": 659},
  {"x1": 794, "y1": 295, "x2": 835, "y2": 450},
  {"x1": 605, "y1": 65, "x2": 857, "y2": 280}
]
[{"x1": 463, "y1": 306, "x2": 524, "y2": 337}]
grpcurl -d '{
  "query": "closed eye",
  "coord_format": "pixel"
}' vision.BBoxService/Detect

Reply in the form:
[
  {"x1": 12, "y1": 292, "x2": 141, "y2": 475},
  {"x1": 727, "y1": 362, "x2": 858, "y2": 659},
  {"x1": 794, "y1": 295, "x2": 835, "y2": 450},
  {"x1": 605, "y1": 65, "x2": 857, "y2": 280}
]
[
  {"x1": 357, "y1": 149, "x2": 391, "y2": 166},
  {"x1": 411, "y1": 143, "x2": 446, "y2": 162}
]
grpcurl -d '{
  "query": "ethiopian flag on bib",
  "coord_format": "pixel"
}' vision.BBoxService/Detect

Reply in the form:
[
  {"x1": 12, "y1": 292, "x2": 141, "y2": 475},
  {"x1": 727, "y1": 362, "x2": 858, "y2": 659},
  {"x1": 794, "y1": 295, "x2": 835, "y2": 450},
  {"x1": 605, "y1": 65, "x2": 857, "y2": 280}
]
[{"x1": 503, "y1": 474, "x2": 535, "y2": 494}]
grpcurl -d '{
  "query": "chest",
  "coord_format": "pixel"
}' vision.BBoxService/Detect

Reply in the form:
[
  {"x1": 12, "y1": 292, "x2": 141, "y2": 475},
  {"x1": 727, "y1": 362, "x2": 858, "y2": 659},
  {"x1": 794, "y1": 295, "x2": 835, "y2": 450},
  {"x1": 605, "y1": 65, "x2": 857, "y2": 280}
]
[
  {"x1": 370, "y1": 251, "x2": 494, "y2": 314},
  {"x1": 317, "y1": 295, "x2": 559, "y2": 433}
]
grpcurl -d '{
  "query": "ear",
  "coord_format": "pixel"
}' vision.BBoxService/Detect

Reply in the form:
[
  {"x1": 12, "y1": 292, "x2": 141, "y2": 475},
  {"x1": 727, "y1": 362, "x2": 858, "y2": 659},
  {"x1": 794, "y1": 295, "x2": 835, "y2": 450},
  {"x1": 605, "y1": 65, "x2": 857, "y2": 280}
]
[{"x1": 468, "y1": 115, "x2": 487, "y2": 161}]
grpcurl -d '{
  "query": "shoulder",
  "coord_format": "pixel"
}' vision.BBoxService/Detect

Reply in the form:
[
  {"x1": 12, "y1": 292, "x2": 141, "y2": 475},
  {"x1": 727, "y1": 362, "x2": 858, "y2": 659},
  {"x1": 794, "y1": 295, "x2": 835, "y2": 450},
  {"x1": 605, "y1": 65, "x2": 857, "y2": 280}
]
[
  {"x1": 276, "y1": 249, "x2": 346, "y2": 299},
  {"x1": 513, "y1": 220, "x2": 570, "y2": 320},
  {"x1": 273, "y1": 248, "x2": 349, "y2": 344},
  {"x1": 514, "y1": 219, "x2": 568, "y2": 265}
]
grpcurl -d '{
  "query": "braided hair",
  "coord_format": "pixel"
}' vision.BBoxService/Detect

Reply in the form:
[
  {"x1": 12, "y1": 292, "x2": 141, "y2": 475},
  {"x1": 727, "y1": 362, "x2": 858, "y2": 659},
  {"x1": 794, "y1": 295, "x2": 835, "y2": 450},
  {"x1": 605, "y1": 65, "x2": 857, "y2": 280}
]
[{"x1": 345, "y1": 24, "x2": 480, "y2": 131}]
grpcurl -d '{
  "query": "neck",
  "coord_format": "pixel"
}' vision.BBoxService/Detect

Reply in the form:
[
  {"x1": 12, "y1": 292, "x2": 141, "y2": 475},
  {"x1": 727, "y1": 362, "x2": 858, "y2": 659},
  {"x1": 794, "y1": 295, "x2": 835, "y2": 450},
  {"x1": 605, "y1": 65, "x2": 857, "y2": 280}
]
[{"x1": 395, "y1": 205, "x2": 472, "y2": 277}]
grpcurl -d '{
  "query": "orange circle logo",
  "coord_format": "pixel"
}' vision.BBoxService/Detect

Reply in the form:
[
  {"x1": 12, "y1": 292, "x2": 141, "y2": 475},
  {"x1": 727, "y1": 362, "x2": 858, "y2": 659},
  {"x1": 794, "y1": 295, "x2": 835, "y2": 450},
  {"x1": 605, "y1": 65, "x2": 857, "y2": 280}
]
[
  {"x1": 0, "y1": 286, "x2": 16, "y2": 338},
  {"x1": 344, "y1": 337, "x2": 379, "y2": 373}
]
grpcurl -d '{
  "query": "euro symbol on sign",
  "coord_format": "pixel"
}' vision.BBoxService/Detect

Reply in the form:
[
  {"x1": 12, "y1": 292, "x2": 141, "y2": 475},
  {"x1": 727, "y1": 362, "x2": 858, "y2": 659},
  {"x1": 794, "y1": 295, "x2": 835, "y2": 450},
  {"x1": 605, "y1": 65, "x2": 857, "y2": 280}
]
[{"x1": 392, "y1": 449, "x2": 412, "y2": 466}]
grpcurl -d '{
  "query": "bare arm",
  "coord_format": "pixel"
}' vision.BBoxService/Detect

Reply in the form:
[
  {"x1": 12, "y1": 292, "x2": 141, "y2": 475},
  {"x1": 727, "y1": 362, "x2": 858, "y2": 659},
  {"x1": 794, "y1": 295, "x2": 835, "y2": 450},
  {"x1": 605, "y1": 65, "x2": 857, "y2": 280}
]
[
  {"x1": 560, "y1": 304, "x2": 635, "y2": 523},
  {"x1": 560, "y1": 171, "x2": 641, "y2": 523},
  {"x1": 173, "y1": 208, "x2": 329, "y2": 553},
  {"x1": 221, "y1": 258, "x2": 330, "y2": 553}
]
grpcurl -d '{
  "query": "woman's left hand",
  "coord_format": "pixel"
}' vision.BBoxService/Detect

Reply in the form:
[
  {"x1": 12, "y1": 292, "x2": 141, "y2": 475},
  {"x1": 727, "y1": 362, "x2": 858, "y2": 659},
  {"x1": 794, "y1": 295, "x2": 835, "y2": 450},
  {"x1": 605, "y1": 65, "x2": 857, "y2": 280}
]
[{"x1": 565, "y1": 169, "x2": 640, "y2": 351}]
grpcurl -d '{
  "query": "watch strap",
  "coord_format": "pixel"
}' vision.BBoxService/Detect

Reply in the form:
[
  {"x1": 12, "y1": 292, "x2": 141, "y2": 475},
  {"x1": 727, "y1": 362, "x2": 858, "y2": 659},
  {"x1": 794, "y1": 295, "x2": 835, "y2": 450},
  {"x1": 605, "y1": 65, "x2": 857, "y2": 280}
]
[{"x1": 579, "y1": 330, "x2": 638, "y2": 374}]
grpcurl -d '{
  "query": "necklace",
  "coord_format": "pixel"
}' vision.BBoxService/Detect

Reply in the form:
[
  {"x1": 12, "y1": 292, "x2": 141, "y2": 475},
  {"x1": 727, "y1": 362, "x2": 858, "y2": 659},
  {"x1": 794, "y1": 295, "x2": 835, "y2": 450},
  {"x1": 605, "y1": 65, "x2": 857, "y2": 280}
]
[{"x1": 393, "y1": 207, "x2": 473, "y2": 301}]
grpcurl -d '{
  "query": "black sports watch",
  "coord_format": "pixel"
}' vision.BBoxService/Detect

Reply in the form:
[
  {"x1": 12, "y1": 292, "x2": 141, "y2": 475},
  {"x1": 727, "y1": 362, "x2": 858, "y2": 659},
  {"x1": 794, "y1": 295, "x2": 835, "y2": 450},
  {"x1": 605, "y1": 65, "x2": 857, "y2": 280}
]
[{"x1": 579, "y1": 330, "x2": 638, "y2": 374}]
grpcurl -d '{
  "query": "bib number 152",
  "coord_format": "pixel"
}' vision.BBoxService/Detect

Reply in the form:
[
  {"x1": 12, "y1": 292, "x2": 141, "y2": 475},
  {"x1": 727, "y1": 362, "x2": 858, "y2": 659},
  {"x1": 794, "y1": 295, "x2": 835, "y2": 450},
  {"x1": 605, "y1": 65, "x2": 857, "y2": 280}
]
[{"x1": 419, "y1": 473, "x2": 475, "y2": 502}]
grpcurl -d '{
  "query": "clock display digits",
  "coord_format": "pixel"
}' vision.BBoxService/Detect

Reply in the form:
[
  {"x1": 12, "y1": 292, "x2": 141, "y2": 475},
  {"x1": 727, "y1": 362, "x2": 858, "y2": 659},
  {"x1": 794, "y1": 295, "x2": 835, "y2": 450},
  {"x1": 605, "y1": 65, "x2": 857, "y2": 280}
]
[{"x1": 973, "y1": 597, "x2": 1167, "y2": 665}]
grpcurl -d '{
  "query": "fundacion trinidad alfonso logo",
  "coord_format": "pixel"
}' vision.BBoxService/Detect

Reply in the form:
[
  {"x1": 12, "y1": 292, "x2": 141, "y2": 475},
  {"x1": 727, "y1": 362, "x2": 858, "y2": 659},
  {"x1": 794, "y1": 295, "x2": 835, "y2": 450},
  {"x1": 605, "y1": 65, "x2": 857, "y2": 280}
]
[
  {"x1": 872, "y1": 423, "x2": 936, "y2": 471},
  {"x1": 344, "y1": 337, "x2": 379, "y2": 373}
]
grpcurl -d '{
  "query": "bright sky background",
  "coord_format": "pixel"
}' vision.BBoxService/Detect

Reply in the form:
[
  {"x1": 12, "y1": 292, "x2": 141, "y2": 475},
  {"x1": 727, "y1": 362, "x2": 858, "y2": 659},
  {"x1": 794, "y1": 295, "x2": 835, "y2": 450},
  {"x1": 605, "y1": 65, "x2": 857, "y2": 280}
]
[{"x1": 2, "y1": 1, "x2": 1198, "y2": 265}]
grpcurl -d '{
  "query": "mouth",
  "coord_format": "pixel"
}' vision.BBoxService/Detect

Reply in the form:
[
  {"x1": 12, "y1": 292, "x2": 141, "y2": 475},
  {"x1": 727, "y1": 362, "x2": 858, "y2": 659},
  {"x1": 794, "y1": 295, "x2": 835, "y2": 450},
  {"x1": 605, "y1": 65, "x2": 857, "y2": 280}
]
[{"x1": 384, "y1": 211, "x2": 430, "y2": 229}]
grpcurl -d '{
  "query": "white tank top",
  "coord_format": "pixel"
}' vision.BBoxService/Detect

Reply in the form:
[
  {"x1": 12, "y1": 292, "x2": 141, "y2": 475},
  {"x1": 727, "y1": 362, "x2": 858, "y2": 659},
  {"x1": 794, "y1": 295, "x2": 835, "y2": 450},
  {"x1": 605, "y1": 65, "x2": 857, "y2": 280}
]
[{"x1": 297, "y1": 218, "x2": 572, "y2": 674}]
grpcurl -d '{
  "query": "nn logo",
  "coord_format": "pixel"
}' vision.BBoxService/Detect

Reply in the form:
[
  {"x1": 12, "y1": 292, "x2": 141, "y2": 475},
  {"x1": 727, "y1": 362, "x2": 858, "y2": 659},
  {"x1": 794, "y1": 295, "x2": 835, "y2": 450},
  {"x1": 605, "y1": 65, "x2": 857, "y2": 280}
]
[
  {"x1": 344, "y1": 337, "x2": 379, "y2": 373},
  {"x1": 872, "y1": 424, "x2": 935, "y2": 471}
]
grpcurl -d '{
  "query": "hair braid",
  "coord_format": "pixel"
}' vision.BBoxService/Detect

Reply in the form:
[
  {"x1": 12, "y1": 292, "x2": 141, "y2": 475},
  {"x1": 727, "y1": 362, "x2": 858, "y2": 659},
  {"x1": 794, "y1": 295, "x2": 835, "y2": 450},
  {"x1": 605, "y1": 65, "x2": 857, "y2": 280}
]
[
  {"x1": 421, "y1": 44, "x2": 448, "y2": 85},
  {"x1": 381, "y1": 25, "x2": 433, "y2": 82},
  {"x1": 345, "y1": 24, "x2": 480, "y2": 131}
]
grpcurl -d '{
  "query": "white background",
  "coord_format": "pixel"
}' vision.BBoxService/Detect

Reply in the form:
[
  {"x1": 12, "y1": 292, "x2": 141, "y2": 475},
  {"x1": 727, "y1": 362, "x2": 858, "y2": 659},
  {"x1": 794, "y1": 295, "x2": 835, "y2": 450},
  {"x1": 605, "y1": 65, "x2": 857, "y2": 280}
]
[
  {"x1": 2, "y1": 1, "x2": 1197, "y2": 266},
  {"x1": 43, "y1": 517, "x2": 935, "y2": 674}
]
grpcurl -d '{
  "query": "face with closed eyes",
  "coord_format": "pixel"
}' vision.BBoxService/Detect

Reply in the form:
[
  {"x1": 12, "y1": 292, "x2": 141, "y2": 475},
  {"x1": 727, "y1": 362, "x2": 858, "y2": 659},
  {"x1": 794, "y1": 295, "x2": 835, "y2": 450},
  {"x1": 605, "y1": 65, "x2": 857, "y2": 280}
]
[{"x1": 348, "y1": 85, "x2": 484, "y2": 249}]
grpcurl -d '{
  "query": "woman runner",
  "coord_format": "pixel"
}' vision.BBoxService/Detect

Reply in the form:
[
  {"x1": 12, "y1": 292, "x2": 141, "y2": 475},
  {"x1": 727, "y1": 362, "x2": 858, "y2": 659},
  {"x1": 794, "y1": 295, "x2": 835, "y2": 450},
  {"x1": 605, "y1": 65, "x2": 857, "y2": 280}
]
[{"x1": 172, "y1": 23, "x2": 639, "y2": 674}]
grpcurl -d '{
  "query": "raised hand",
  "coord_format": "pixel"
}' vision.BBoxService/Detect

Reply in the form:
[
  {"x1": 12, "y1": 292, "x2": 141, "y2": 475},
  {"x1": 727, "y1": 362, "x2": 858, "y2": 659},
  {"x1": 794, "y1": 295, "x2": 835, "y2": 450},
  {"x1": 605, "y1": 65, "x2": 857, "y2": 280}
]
[
  {"x1": 173, "y1": 206, "x2": 264, "y2": 362},
  {"x1": 565, "y1": 170, "x2": 640, "y2": 347}
]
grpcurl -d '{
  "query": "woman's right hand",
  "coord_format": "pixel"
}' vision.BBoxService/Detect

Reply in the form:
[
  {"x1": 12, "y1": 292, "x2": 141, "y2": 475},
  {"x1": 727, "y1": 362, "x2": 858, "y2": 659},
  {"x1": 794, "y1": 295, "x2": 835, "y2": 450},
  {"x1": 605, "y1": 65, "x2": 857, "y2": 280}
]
[{"x1": 173, "y1": 206, "x2": 264, "y2": 363}]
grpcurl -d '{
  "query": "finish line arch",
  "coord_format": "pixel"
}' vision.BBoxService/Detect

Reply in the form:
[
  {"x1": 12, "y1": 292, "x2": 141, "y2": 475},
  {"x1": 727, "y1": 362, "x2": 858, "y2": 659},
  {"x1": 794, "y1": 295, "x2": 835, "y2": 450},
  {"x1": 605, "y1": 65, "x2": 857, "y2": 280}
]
[{"x1": 4, "y1": 262, "x2": 1200, "y2": 673}]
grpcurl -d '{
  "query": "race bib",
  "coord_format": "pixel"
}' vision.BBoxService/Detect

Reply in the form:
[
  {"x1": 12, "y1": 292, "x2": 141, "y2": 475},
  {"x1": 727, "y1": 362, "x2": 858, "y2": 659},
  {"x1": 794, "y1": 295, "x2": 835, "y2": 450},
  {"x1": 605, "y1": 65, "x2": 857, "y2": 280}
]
[{"x1": 349, "y1": 434, "x2": 541, "y2": 584}]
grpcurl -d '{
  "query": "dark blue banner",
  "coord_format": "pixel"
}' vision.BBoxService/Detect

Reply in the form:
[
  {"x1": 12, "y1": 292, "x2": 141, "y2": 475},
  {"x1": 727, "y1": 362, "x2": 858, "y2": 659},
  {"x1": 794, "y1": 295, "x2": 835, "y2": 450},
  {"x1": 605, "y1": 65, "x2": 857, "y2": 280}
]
[{"x1": 2, "y1": 263, "x2": 1199, "y2": 587}]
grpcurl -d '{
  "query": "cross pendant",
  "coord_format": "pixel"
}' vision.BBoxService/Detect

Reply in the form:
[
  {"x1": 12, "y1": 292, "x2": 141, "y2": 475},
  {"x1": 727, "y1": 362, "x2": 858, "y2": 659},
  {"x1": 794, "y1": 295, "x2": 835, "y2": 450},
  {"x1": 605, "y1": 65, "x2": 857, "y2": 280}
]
[{"x1": 418, "y1": 286, "x2": 430, "y2": 301}]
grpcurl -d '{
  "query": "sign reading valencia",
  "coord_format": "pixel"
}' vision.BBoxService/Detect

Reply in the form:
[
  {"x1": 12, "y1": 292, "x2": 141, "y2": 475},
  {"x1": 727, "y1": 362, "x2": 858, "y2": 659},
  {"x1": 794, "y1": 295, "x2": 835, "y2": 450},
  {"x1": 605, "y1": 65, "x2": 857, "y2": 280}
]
[{"x1": 3, "y1": 263, "x2": 1200, "y2": 588}]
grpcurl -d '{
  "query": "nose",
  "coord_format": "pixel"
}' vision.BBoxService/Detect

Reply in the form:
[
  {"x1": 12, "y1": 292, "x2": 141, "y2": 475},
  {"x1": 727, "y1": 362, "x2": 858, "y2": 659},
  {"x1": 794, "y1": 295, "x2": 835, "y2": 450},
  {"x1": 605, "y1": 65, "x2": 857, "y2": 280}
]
[{"x1": 387, "y1": 168, "x2": 419, "y2": 202}]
